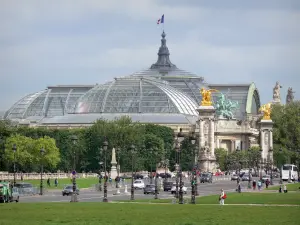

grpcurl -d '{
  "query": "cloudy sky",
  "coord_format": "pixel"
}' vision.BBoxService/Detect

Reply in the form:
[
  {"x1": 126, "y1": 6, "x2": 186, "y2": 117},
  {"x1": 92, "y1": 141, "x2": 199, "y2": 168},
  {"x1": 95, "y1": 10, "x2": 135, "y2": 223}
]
[{"x1": 0, "y1": 0, "x2": 299, "y2": 111}]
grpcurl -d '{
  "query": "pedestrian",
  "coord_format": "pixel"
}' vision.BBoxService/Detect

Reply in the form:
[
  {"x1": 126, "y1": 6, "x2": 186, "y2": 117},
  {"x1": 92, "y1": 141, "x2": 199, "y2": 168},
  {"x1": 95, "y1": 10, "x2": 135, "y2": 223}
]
[
  {"x1": 252, "y1": 180, "x2": 256, "y2": 190},
  {"x1": 54, "y1": 178, "x2": 58, "y2": 187},
  {"x1": 47, "y1": 178, "x2": 50, "y2": 187},
  {"x1": 284, "y1": 184, "x2": 288, "y2": 193},
  {"x1": 237, "y1": 182, "x2": 241, "y2": 193},
  {"x1": 257, "y1": 180, "x2": 262, "y2": 191},
  {"x1": 265, "y1": 179, "x2": 270, "y2": 188},
  {"x1": 219, "y1": 189, "x2": 226, "y2": 205},
  {"x1": 279, "y1": 185, "x2": 282, "y2": 193}
]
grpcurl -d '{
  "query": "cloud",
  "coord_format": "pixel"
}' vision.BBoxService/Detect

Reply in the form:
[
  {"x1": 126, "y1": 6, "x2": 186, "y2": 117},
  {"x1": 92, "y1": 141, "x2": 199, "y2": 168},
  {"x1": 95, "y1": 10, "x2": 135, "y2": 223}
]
[{"x1": 0, "y1": 0, "x2": 299, "y2": 110}]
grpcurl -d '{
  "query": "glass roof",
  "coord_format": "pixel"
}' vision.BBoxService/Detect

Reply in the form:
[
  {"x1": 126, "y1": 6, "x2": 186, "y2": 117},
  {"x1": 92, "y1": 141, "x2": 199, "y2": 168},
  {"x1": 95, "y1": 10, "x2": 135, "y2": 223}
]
[{"x1": 75, "y1": 77, "x2": 198, "y2": 116}]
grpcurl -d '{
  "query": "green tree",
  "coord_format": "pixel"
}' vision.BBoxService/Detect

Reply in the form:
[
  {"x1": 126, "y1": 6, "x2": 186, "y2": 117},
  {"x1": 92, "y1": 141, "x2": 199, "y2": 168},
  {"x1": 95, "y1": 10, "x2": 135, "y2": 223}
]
[
  {"x1": 272, "y1": 101, "x2": 300, "y2": 164},
  {"x1": 215, "y1": 148, "x2": 227, "y2": 171},
  {"x1": 4, "y1": 134, "x2": 60, "y2": 172}
]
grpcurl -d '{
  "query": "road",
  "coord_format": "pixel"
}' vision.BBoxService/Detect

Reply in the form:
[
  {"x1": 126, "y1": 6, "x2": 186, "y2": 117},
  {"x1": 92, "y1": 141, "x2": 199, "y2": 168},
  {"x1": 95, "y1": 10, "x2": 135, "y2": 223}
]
[{"x1": 20, "y1": 178, "x2": 243, "y2": 203}]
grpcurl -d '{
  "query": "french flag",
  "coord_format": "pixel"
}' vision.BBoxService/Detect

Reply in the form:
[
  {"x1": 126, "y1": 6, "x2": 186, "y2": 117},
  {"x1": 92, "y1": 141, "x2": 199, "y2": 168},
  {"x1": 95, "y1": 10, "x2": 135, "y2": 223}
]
[{"x1": 157, "y1": 14, "x2": 164, "y2": 25}]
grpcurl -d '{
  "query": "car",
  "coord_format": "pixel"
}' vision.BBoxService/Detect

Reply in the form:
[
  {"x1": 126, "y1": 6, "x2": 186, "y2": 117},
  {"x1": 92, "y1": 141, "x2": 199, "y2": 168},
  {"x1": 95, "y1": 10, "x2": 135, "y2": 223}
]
[
  {"x1": 231, "y1": 174, "x2": 239, "y2": 181},
  {"x1": 133, "y1": 174, "x2": 144, "y2": 180},
  {"x1": 159, "y1": 173, "x2": 172, "y2": 179},
  {"x1": 241, "y1": 174, "x2": 251, "y2": 181},
  {"x1": 171, "y1": 183, "x2": 187, "y2": 194},
  {"x1": 144, "y1": 184, "x2": 158, "y2": 194},
  {"x1": 15, "y1": 183, "x2": 35, "y2": 195},
  {"x1": 133, "y1": 180, "x2": 145, "y2": 189},
  {"x1": 163, "y1": 181, "x2": 173, "y2": 191},
  {"x1": 62, "y1": 185, "x2": 80, "y2": 196},
  {"x1": 200, "y1": 173, "x2": 212, "y2": 183},
  {"x1": 261, "y1": 175, "x2": 271, "y2": 183}
]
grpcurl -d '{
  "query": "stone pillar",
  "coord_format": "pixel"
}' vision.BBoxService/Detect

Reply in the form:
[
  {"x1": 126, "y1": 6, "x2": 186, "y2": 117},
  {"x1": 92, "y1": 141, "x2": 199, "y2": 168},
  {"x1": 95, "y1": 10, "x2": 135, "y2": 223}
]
[
  {"x1": 259, "y1": 120, "x2": 274, "y2": 161},
  {"x1": 110, "y1": 148, "x2": 118, "y2": 179},
  {"x1": 196, "y1": 105, "x2": 216, "y2": 172},
  {"x1": 209, "y1": 118, "x2": 215, "y2": 156},
  {"x1": 216, "y1": 137, "x2": 220, "y2": 148},
  {"x1": 231, "y1": 140, "x2": 235, "y2": 153}
]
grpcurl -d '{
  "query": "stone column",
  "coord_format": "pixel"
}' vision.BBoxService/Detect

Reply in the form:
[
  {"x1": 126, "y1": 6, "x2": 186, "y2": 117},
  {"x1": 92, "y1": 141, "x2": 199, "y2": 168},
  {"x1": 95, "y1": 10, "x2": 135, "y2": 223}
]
[
  {"x1": 231, "y1": 140, "x2": 235, "y2": 153},
  {"x1": 196, "y1": 105, "x2": 216, "y2": 172},
  {"x1": 259, "y1": 120, "x2": 274, "y2": 161},
  {"x1": 209, "y1": 118, "x2": 215, "y2": 156},
  {"x1": 199, "y1": 119, "x2": 205, "y2": 147},
  {"x1": 110, "y1": 148, "x2": 118, "y2": 179}
]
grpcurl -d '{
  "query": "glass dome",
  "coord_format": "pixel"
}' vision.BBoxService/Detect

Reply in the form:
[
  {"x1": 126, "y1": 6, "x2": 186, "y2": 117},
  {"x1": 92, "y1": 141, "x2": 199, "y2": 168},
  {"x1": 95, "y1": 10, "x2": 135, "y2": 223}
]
[{"x1": 75, "y1": 77, "x2": 198, "y2": 116}]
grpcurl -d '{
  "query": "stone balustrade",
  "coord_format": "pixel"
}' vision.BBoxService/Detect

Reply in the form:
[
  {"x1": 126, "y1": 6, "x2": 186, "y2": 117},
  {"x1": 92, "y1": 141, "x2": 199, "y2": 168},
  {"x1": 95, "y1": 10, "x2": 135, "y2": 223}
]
[{"x1": 0, "y1": 172, "x2": 98, "y2": 181}]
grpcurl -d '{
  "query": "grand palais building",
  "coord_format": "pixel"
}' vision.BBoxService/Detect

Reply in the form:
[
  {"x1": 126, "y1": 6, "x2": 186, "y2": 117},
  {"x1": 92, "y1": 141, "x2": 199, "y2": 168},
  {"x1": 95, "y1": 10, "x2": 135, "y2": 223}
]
[{"x1": 3, "y1": 32, "x2": 262, "y2": 152}]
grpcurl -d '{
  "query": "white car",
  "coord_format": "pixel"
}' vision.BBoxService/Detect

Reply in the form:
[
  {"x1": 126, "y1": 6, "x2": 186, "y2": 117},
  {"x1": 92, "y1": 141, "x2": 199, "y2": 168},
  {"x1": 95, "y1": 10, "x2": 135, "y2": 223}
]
[
  {"x1": 170, "y1": 183, "x2": 187, "y2": 194},
  {"x1": 133, "y1": 180, "x2": 145, "y2": 189}
]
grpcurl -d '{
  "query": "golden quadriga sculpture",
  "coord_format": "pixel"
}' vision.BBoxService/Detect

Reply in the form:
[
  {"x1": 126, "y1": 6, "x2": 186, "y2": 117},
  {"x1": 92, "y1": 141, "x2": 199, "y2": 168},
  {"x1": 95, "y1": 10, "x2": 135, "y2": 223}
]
[
  {"x1": 200, "y1": 88, "x2": 219, "y2": 106},
  {"x1": 259, "y1": 103, "x2": 272, "y2": 120}
]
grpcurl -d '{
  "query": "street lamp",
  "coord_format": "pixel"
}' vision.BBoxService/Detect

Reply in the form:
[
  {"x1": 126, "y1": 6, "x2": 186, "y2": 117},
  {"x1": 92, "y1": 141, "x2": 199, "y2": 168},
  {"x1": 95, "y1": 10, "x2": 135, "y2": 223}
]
[
  {"x1": 70, "y1": 135, "x2": 78, "y2": 202},
  {"x1": 103, "y1": 139, "x2": 108, "y2": 202},
  {"x1": 190, "y1": 131, "x2": 197, "y2": 204},
  {"x1": 177, "y1": 128, "x2": 185, "y2": 205},
  {"x1": 247, "y1": 148, "x2": 252, "y2": 188},
  {"x1": 150, "y1": 148, "x2": 153, "y2": 184},
  {"x1": 130, "y1": 144, "x2": 136, "y2": 201},
  {"x1": 268, "y1": 149, "x2": 273, "y2": 185},
  {"x1": 40, "y1": 147, "x2": 45, "y2": 195},
  {"x1": 279, "y1": 147, "x2": 283, "y2": 184},
  {"x1": 0, "y1": 138, "x2": 5, "y2": 172},
  {"x1": 174, "y1": 139, "x2": 180, "y2": 199},
  {"x1": 12, "y1": 144, "x2": 17, "y2": 186},
  {"x1": 259, "y1": 148, "x2": 263, "y2": 180},
  {"x1": 116, "y1": 147, "x2": 121, "y2": 188},
  {"x1": 154, "y1": 150, "x2": 159, "y2": 200}
]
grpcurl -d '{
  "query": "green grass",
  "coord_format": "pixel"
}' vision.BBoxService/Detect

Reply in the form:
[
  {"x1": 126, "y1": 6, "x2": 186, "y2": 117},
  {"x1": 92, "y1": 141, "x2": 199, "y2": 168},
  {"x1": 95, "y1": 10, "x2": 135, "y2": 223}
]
[
  {"x1": 0, "y1": 203, "x2": 299, "y2": 225},
  {"x1": 127, "y1": 192, "x2": 300, "y2": 205},
  {"x1": 17, "y1": 177, "x2": 99, "y2": 189},
  {"x1": 268, "y1": 182, "x2": 300, "y2": 191}
]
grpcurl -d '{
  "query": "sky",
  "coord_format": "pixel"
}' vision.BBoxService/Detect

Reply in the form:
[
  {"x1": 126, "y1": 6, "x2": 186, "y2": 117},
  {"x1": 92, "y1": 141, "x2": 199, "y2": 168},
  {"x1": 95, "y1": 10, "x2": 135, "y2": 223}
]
[{"x1": 0, "y1": 0, "x2": 299, "y2": 111}]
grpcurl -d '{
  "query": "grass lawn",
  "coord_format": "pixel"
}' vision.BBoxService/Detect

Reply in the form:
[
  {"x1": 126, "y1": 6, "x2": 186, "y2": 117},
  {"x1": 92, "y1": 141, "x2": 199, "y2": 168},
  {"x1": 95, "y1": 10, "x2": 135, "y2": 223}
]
[
  {"x1": 0, "y1": 203, "x2": 299, "y2": 225},
  {"x1": 17, "y1": 177, "x2": 99, "y2": 189},
  {"x1": 128, "y1": 192, "x2": 300, "y2": 205},
  {"x1": 268, "y1": 182, "x2": 300, "y2": 191}
]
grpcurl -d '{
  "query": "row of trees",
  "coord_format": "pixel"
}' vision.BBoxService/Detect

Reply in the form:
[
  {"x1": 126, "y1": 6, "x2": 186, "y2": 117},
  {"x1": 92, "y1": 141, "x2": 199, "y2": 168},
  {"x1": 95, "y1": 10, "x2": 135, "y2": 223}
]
[{"x1": 0, "y1": 101, "x2": 299, "y2": 173}]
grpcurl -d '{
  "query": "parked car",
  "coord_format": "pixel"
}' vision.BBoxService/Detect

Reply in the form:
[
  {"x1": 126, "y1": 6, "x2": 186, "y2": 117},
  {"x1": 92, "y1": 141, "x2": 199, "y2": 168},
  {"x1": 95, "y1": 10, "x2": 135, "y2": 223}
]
[
  {"x1": 144, "y1": 184, "x2": 158, "y2": 195},
  {"x1": 231, "y1": 174, "x2": 239, "y2": 181},
  {"x1": 171, "y1": 183, "x2": 187, "y2": 194},
  {"x1": 133, "y1": 180, "x2": 145, "y2": 189},
  {"x1": 242, "y1": 174, "x2": 251, "y2": 181},
  {"x1": 133, "y1": 174, "x2": 144, "y2": 180},
  {"x1": 261, "y1": 175, "x2": 271, "y2": 183},
  {"x1": 159, "y1": 173, "x2": 172, "y2": 178},
  {"x1": 62, "y1": 185, "x2": 80, "y2": 196},
  {"x1": 200, "y1": 173, "x2": 212, "y2": 183},
  {"x1": 163, "y1": 181, "x2": 173, "y2": 191},
  {"x1": 15, "y1": 183, "x2": 35, "y2": 195}
]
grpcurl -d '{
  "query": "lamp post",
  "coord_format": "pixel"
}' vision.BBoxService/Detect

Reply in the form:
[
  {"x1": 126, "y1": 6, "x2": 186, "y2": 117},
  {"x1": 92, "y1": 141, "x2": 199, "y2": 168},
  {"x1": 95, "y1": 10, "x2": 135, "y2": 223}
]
[
  {"x1": 177, "y1": 128, "x2": 185, "y2": 205},
  {"x1": 150, "y1": 148, "x2": 153, "y2": 184},
  {"x1": 116, "y1": 147, "x2": 121, "y2": 188},
  {"x1": 103, "y1": 139, "x2": 108, "y2": 202},
  {"x1": 40, "y1": 148, "x2": 45, "y2": 195},
  {"x1": 70, "y1": 135, "x2": 78, "y2": 202},
  {"x1": 0, "y1": 138, "x2": 5, "y2": 172},
  {"x1": 174, "y1": 139, "x2": 179, "y2": 199},
  {"x1": 164, "y1": 159, "x2": 169, "y2": 183},
  {"x1": 154, "y1": 150, "x2": 158, "y2": 200},
  {"x1": 190, "y1": 131, "x2": 197, "y2": 203},
  {"x1": 12, "y1": 144, "x2": 17, "y2": 186},
  {"x1": 279, "y1": 147, "x2": 283, "y2": 184},
  {"x1": 130, "y1": 144, "x2": 136, "y2": 201}
]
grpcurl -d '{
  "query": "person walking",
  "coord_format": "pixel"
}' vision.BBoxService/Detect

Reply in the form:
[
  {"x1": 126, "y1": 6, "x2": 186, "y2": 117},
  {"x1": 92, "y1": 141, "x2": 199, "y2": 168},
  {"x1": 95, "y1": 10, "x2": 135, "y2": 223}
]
[
  {"x1": 219, "y1": 189, "x2": 226, "y2": 205},
  {"x1": 257, "y1": 180, "x2": 262, "y2": 191},
  {"x1": 283, "y1": 184, "x2": 288, "y2": 193},
  {"x1": 265, "y1": 179, "x2": 270, "y2": 188},
  {"x1": 252, "y1": 180, "x2": 256, "y2": 190},
  {"x1": 54, "y1": 178, "x2": 58, "y2": 188}
]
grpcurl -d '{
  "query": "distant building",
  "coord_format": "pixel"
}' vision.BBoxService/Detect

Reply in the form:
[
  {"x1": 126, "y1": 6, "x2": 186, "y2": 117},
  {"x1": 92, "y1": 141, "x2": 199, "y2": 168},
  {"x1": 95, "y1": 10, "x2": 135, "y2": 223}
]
[{"x1": 4, "y1": 31, "x2": 263, "y2": 153}]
